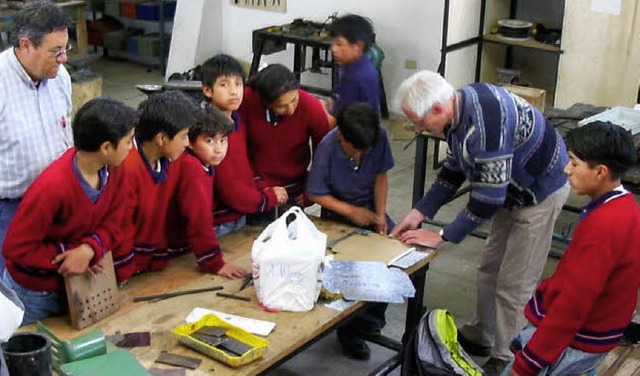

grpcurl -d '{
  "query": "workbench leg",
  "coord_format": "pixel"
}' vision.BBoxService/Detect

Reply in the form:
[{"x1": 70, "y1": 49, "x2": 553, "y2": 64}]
[
  {"x1": 412, "y1": 134, "x2": 428, "y2": 206},
  {"x1": 250, "y1": 37, "x2": 265, "y2": 78},
  {"x1": 432, "y1": 138, "x2": 443, "y2": 170},
  {"x1": 379, "y1": 70, "x2": 389, "y2": 119},
  {"x1": 75, "y1": 5, "x2": 88, "y2": 56},
  {"x1": 404, "y1": 266, "x2": 427, "y2": 344},
  {"x1": 293, "y1": 44, "x2": 303, "y2": 82},
  {"x1": 331, "y1": 61, "x2": 338, "y2": 92}
]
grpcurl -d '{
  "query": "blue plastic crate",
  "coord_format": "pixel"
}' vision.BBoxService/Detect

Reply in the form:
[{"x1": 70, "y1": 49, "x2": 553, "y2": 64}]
[
  {"x1": 136, "y1": 1, "x2": 177, "y2": 21},
  {"x1": 125, "y1": 37, "x2": 138, "y2": 53}
]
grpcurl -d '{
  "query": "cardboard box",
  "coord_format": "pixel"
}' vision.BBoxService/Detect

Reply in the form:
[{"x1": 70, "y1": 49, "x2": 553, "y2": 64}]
[{"x1": 503, "y1": 84, "x2": 547, "y2": 113}]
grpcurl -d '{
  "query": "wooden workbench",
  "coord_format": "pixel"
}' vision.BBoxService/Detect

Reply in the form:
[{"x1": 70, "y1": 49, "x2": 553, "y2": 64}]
[{"x1": 32, "y1": 218, "x2": 437, "y2": 375}]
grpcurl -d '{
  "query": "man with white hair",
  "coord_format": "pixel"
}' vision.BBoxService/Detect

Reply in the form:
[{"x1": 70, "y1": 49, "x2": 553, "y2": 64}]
[{"x1": 392, "y1": 70, "x2": 570, "y2": 375}]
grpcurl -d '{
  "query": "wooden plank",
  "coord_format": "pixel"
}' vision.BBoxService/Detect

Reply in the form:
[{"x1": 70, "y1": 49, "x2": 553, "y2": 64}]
[{"x1": 64, "y1": 252, "x2": 120, "y2": 330}]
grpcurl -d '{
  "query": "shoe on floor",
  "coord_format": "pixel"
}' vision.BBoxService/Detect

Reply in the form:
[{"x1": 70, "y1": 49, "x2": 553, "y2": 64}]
[
  {"x1": 457, "y1": 331, "x2": 491, "y2": 357},
  {"x1": 482, "y1": 357, "x2": 510, "y2": 376},
  {"x1": 360, "y1": 328, "x2": 382, "y2": 341},
  {"x1": 340, "y1": 339, "x2": 371, "y2": 360}
]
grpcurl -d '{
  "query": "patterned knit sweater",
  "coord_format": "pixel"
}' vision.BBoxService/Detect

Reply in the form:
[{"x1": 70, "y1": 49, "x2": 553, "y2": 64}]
[{"x1": 415, "y1": 83, "x2": 568, "y2": 243}]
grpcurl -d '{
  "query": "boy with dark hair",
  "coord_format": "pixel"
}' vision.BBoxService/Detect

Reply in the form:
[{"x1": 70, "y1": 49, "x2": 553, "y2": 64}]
[
  {"x1": 113, "y1": 90, "x2": 199, "y2": 283},
  {"x1": 506, "y1": 121, "x2": 640, "y2": 376},
  {"x1": 168, "y1": 107, "x2": 246, "y2": 279},
  {"x1": 200, "y1": 54, "x2": 288, "y2": 236},
  {"x1": 0, "y1": 0, "x2": 74, "y2": 274},
  {"x1": 326, "y1": 14, "x2": 380, "y2": 127},
  {"x1": 307, "y1": 102, "x2": 394, "y2": 233},
  {"x1": 240, "y1": 64, "x2": 330, "y2": 215},
  {"x1": 2, "y1": 98, "x2": 136, "y2": 325},
  {"x1": 306, "y1": 102, "x2": 395, "y2": 360}
]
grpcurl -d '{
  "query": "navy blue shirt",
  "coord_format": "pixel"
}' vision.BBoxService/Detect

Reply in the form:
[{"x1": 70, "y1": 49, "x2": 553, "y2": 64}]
[
  {"x1": 72, "y1": 153, "x2": 108, "y2": 204},
  {"x1": 331, "y1": 55, "x2": 380, "y2": 117},
  {"x1": 306, "y1": 127, "x2": 394, "y2": 207}
]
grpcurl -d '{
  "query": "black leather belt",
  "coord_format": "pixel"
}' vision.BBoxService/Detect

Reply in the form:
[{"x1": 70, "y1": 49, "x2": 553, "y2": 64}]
[{"x1": 0, "y1": 197, "x2": 20, "y2": 203}]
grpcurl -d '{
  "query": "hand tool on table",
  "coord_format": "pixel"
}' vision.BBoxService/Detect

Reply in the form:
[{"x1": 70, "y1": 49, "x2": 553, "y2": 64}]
[
  {"x1": 217, "y1": 292, "x2": 251, "y2": 302},
  {"x1": 327, "y1": 228, "x2": 371, "y2": 250},
  {"x1": 238, "y1": 273, "x2": 254, "y2": 292},
  {"x1": 133, "y1": 286, "x2": 223, "y2": 302}
]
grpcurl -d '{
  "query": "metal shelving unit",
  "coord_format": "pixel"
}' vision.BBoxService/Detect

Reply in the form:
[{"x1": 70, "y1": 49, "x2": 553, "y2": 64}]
[
  {"x1": 438, "y1": 0, "x2": 564, "y2": 97},
  {"x1": 107, "y1": 0, "x2": 172, "y2": 73}
]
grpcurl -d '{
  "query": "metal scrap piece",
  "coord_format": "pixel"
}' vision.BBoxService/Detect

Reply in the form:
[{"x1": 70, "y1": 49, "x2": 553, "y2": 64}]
[
  {"x1": 194, "y1": 326, "x2": 227, "y2": 338},
  {"x1": 155, "y1": 351, "x2": 202, "y2": 370},
  {"x1": 106, "y1": 331, "x2": 151, "y2": 348},
  {"x1": 216, "y1": 338, "x2": 253, "y2": 356},
  {"x1": 191, "y1": 333, "x2": 228, "y2": 347}
]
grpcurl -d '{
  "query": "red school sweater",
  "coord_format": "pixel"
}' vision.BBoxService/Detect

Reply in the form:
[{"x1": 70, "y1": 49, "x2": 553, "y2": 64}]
[
  {"x1": 112, "y1": 145, "x2": 183, "y2": 283},
  {"x1": 238, "y1": 87, "x2": 330, "y2": 196},
  {"x1": 214, "y1": 112, "x2": 278, "y2": 224},
  {"x1": 167, "y1": 152, "x2": 225, "y2": 273},
  {"x1": 3, "y1": 148, "x2": 126, "y2": 292},
  {"x1": 513, "y1": 193, "x2": 640, "y2": 376}
]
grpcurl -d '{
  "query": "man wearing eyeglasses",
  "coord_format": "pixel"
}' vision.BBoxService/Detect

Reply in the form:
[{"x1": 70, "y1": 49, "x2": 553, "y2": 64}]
[{"x1": 0, "y1": 1, "x2": 73, "y2": 274}]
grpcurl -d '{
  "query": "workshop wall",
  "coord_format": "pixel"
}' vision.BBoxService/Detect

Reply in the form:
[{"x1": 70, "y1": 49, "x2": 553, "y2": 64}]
[
  {"x1": 222, "y1": 1, "x2": 444, "y2": 109},
  {"x1": 556, "y1": 0, "x2": 640, "y2": 108},
  {"x1": 167, "y1": 1, "x2": 445, "y2": 113},
  {"x1": 166, "y1": 0, "x2": 222, "y2": 77}
]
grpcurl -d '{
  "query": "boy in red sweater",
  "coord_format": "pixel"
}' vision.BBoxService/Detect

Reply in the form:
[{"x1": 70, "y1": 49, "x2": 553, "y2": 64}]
[
  {"x1": 505, "y1": 121, "x2": 640, "y2": 376},
  {"x1": 200, "y1": 54, "x2": 288, "y2": 236},
  {"x1": 168, "y1": 106, "x2": 246, "y2": 279},
  {"x1": 239, "y1": 64, "x2": 331, "y2": 221},
  {"x1": 2, "y1": 98, "x2": 136, "y2": 325},
  {"x1": 113, "y1": 91, "x2": 199, "y2": 283}
]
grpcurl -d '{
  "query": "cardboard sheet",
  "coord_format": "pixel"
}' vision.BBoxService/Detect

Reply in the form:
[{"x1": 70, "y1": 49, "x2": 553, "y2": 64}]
[{"x1": 331, "y1": 232, "x2": 413, "y2": 265}]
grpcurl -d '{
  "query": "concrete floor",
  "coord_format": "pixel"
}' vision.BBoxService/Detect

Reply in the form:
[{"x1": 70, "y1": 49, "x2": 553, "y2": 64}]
[{"x1": 89, "y1": 57, "x2": 582, "y2": 375}]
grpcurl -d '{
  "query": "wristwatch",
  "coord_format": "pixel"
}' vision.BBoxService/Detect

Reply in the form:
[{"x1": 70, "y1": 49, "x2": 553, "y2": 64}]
[{"x1": 438, "y1": 229, "x2": 448, "y2": 242}]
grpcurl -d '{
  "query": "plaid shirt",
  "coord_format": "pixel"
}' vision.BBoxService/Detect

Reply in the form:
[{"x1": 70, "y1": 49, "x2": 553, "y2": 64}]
[{"x1": 0, "y1": 48, "x2": 72, "y2": 199}]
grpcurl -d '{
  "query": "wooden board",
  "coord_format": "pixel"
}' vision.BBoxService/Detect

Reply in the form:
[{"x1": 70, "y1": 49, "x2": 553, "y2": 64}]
[
  {"x1": 331, "y1": 232, "x2": 413, "y2": 265},
  {"x1": 64, "y1": 252, "x2": 120, "y2": 330}
]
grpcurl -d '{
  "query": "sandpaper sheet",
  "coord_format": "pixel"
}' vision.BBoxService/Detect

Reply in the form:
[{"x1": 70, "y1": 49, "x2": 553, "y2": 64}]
[
  {"x1": 105, "y1": 332, "x2": 151, "y2": 348},
  {"x1": 331, "y1": 232, "x2": 413, "y2": 265}
]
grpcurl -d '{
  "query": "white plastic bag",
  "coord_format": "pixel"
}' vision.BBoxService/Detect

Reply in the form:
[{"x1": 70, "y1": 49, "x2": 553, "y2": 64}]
[
  {"x1": 251, "y1": 207, "x2": 327, "y2": 312},
  {"x1": 0, "y1": 279, "x2": 24, "y2": 343}
]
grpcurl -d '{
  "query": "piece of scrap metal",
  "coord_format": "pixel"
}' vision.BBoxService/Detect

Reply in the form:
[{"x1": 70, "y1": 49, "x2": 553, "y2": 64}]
[
  {"x1": 155, "y1": 351, "x2": 202, "y2": 370},
  {"x1": 106, "y1": 331, "x2": 151, "y2": 348}
]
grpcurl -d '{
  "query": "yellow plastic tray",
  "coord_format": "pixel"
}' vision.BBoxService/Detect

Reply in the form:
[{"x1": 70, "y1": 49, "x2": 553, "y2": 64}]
[{"x1": 173, "y1": 314, "x2": 269, "y2": 368}]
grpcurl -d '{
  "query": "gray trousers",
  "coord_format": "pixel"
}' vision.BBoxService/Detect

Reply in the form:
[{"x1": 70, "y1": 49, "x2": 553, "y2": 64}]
[{"x1": 459, "y1": 183, "x2": 570, "y2": 360}]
